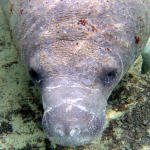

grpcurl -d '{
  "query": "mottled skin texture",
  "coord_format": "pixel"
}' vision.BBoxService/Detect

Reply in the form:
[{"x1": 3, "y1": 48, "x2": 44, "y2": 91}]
[{"x1": 1, "y1": 0, "x2": 150, "y2": 147}]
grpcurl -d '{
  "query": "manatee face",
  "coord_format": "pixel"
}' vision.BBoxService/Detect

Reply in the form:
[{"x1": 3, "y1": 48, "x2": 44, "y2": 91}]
[
  {"x1": 28, "y1": 41, "x2": 123, "y2": 146},
  {"x1": 16, "y1": 0, "x2": 124, "y2": 145}
]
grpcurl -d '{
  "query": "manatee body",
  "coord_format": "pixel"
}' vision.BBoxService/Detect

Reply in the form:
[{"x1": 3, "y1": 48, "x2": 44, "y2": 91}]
[{"x1": 1, "y1": 0, "x2": 150, "y2": 147}]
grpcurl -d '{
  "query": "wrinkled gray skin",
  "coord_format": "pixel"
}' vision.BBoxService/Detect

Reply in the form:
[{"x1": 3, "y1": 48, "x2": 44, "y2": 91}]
[{"x1": 1, "y1": 0, "x2": 150, "y2": 147}]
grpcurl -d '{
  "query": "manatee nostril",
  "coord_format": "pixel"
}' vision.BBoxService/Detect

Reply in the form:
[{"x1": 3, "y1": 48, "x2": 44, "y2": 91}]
[
  {"x1": 55, "y1": 125, "x2": 65, "y2": 137},
  {"x1": 70, "y1": 127, "x2": 81, "y2": 137},
  {"x1": 54, "y1": 125, "x2": 81, "y2": 137}
]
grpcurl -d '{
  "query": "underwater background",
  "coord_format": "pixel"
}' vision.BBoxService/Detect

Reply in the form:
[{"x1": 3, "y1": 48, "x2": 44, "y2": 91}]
[{"x1": 0, "y1": 6, "x2": 150, "y2": 150}]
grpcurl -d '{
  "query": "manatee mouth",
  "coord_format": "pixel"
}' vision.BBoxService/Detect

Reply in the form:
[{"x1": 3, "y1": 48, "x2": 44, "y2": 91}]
[{"x1": 42, "y1": 103, "x2": 105, "y2": 146}]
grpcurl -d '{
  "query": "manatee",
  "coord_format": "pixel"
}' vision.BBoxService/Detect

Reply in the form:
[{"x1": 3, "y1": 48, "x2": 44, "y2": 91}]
[{"x1": 0, "y1": 0, "x2": 150, "y2": 147}]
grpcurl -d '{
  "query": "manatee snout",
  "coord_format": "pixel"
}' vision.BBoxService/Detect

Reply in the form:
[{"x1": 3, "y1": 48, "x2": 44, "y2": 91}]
[
  {"x1": 41, "y1": 78, "x2": 107, "y2": 146},
  {"x1": 42, "y1": 103, "x2": 105, "y2": 146}
]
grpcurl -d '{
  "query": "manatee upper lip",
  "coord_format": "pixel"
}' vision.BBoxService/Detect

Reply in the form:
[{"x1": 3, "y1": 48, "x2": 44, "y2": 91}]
[{"x1": 42, "y1": 102, "x2": 106, "y2": 146}]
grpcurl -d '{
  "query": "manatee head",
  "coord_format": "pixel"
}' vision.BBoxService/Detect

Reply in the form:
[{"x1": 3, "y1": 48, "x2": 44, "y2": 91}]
[
  {"x1": 6, "y1": 0, "x2": 148, "y2": 146},
  {"x1": 27, "y1": 39, "x2": 123, "y2": 146},
  {"x1": 22, "y1": 0, "x2": 125, "y2": 146}
]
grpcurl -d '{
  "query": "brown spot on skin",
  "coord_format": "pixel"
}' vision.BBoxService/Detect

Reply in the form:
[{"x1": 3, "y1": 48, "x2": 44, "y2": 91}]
[
  {"x1": 9, "y1": 3, "x2": 14, "y2": 13},
  {"x1": 20, "y1": 8, "x2": 24, "y2": 15},
  {"x1": 135, "y1": 36, "x2": 140, "y2": 44},
  {"x1": 104, "y1": 32, "x2": 113, "y2": 41},
  {"x1": 91, "y1": 25, "x2": 97, "y2": 32},
  {"x1": 77, "y1": 19, "x2": 88, "y2": 26},
  {"x1": 105, "y1": 32, "x2": 113, "y2": 37},
  {"x1": 76, "y1": 42, "x2": 79, "y2": 45},
  {"x1": 105, "y1": 48, "x2": 112, "y2": 53}
]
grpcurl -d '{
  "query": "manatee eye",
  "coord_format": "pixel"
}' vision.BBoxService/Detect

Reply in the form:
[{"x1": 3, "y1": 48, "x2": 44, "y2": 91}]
[
  {"x1": 99, "y1": 69, "x2": 118, "y2": 86},
  {"x1": 29, "y1": 69, "x2": 41, "y2": 83}
]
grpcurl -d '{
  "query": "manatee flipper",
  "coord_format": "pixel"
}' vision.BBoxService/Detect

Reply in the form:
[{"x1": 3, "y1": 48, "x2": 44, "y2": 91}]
[{"x1": 141, "y1": 38, "x2": 150, "y2": 74}]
